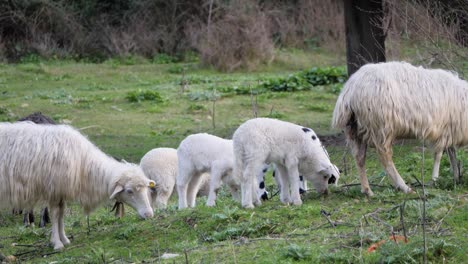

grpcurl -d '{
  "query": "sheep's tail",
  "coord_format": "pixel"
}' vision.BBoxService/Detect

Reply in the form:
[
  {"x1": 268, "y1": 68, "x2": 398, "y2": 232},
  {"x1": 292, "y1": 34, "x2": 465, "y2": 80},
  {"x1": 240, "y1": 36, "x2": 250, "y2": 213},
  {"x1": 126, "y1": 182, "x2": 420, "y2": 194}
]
[{"x1": 331, "y1": 85, "x2": 354, "y2": 130}]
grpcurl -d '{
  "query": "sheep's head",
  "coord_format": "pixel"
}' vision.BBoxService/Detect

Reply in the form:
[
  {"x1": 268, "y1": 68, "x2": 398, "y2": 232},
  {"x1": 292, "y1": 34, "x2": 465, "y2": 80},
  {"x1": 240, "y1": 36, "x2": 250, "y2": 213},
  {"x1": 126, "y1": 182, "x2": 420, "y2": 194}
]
[
  {"x1": 299, "y1": 162, "x2": 325, "y2": 195},
  {"x1": 110, "y1": 166, "x2": 155, "y2": 219},
  {"x1": 300, "y1": 127, "x2": 340, "y2": 194}
]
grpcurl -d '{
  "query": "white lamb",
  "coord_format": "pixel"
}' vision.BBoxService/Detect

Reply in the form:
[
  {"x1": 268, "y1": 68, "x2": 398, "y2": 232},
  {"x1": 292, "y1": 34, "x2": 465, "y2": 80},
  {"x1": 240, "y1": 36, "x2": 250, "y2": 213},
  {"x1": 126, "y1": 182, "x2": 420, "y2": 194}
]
[
  {"x1": 0, "y1": 122, "x2": 155, "y2": 250},
  {"x1": 140, "y1": 147, "x2": 210, "y2": 209},
  {"x1": 332, "y1": 61, "x2": 468, "y2": 196},
  {"x1": 176, "y1": 133, "x2": 239, "y2": 209},
  {"x1": 233, "y1": 118, "x2": 340, "y2": 208}
]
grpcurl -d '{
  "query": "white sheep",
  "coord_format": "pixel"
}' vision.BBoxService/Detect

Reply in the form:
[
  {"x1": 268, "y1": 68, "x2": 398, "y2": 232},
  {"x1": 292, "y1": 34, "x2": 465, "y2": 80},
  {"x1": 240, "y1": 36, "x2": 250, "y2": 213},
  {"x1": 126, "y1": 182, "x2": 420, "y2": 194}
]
[
  {"x1": 0, "y1": 122, "x2": 155, "y2": 250},
  {"x1": 233, "y1": 118, "x2": 340, "y2": 208},
  {"x1": 176, "y1": 133, "x2": 239, "y2": 209},
  {"x1": 332, "y1": 61, "x2": 468, "y2": 196},
  {"x1": 140, "y1": 147, "x2": 210, "y2": 209}
]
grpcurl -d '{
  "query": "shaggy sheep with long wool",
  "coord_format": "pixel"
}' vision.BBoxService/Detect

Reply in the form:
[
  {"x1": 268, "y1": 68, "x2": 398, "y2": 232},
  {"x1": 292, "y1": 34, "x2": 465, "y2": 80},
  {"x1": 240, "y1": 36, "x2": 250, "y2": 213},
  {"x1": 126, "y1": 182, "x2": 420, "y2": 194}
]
[
  {"x1": 233, "y1": 118, "x2": 340, "y2": 208},
  {"x1": 176, "y1": 133, "x2": 239, "y2": 208},
  {"x1": 332, "y1": 61, "x2": 468, "y2": 196},
  {"x1": 0, "y1": 122, "x2": 155, "y2": 250},
  {"x1": 140, "y1": 147, "x2": 210, "y2": 209}
]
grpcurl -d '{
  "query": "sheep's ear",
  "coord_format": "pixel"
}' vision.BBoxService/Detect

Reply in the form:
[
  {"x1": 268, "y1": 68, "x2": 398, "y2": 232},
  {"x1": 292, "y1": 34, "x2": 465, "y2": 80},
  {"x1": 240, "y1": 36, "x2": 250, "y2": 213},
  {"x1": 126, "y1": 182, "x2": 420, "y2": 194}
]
[{"x1": 110, "y1": 184, "x2": 124, "y2": 199}]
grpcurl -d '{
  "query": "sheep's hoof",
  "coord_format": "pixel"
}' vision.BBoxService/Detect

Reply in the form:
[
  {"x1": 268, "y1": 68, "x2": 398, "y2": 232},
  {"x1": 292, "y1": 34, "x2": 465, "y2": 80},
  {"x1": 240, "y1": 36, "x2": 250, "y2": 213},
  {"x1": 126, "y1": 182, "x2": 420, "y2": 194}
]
[
  {"x1": 61, "y1": 237, "x2": 71, "y2": 245},
  {"x1": 292, "y1": 199, "x2": 303, "y2": 206},
  {"x1": 206, "y1": 201, "x2": 215, "y2": 207},
  {"x1": 242, "y1": 204, "x2": 255, "y2": 209},
  {"x1": 53, "y1": 243, "x2": 65, "y2": 251},
  {"x1": 362, "y1": 188, "x2": 374, "y2": 197}
]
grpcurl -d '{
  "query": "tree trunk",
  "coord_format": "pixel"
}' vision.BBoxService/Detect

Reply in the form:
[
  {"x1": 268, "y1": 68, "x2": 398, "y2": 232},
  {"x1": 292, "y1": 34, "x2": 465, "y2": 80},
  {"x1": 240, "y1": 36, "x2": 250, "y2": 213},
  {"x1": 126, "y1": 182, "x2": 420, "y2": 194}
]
[{"x1": 344, "y1": 0, "x2": 386, "y2": 76}]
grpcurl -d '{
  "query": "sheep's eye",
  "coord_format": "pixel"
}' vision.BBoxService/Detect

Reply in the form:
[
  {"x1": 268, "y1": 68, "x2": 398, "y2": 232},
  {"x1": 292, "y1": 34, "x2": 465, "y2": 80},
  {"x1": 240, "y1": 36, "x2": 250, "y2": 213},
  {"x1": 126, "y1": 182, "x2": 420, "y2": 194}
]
[{"x1": 126, "y1": 189, "x2": 134, "y2": 194}]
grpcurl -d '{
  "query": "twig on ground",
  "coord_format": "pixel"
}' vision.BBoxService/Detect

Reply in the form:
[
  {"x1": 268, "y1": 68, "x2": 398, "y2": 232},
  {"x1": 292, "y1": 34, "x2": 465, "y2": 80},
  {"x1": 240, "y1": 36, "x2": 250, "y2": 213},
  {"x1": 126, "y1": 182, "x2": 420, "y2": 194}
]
[
  {"x1": 434, "y1": 203, "x2": 455, "y2": 233},
  {"x1": 13, "y1": 249, "x2": 38, "y2": 257},
  {"x1": 400, "y1": 201, "x2": 408, "y2": 242},
  {"x1": 12, "y1": 244, "x2": 37, "y2": 247},
  {"x1": 320, "y1": 209, "x2": 336, "y2": 228}
]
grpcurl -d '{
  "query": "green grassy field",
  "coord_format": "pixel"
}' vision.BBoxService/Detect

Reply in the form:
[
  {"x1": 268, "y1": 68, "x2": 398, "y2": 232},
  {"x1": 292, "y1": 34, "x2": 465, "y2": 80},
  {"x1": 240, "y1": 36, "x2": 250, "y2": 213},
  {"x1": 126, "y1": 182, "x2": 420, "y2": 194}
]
[{"x1": 0, "y1": 50, "x2": 467, "y2": 263}]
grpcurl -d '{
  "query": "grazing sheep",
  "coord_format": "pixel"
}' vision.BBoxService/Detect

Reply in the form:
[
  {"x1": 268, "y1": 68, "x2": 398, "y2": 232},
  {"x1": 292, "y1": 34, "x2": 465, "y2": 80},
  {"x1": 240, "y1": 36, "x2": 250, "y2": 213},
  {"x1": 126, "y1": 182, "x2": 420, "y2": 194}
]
[
  {"x1": 332, "y1": 61, "x2": 468, "y2": 196},
  {"x1": 233, "y1": 118, "x2": 340, "y2": 208},
  {"x1": 0, "y1": 122, "x2": 155, "y2": 250},
  {"x1": 176, "y1": 133, "x2": 239, "y2": 209},
  {"x1": 16, "y1": 112, "x2": 55, "y2": 227},
  {"x1": 140, "y1": 147, "x2": 210, "y2": 209}
]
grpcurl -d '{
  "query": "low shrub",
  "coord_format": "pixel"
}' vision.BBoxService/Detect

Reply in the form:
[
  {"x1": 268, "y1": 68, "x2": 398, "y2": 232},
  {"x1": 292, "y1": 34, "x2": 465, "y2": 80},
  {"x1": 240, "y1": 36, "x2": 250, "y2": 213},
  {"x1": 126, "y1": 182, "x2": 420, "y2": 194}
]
[{"x1": 126, "y1": 90, "x2": 163, "y2": 103}]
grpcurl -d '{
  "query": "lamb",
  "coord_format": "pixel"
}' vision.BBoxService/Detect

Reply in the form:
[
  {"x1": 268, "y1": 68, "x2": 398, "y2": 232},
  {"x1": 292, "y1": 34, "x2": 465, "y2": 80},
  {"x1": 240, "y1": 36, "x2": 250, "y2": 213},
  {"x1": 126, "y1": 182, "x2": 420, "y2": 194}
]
[
  {"x1": 332, "y1": 61, "x2": 468, "y2": 196},
  {"x1": 0, "y1": 122, "x2": 155, "y2": 250},
  {"x1": 140, "y1": 147, "x2": 210, "y2": 209},
  {"x1": 176, "y1": 133, "x2": 239, "y2": 209},
  {"x1": 233, "y1": 118, "x2": 340, "y2": 208}
]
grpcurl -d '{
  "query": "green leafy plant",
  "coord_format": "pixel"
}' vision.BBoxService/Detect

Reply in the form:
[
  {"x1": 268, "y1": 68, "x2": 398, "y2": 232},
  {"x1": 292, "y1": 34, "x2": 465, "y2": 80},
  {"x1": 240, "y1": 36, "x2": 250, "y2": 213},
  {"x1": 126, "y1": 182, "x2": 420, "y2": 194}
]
[
  {"x1": 302, "y1": 66, "x2": 347, "y2": 86},
  {"x1": 152, "y1": 53, "x2": 178, "y2": 64},
  {"x1": 0, "y1": 106, "x2": 8, "y2": 115},
  {"x1": 125, "y1": 90, "x2": 163, "y2": 103},
  {"x1": 283, "y1": 244, "x2": 311, "y2": 261},
  {"x1": 224, "y1": 66, "x2": 347, "y2": 94},
  {"x1": 259, "y1": 74, "x2": 310, "y2": 92}
]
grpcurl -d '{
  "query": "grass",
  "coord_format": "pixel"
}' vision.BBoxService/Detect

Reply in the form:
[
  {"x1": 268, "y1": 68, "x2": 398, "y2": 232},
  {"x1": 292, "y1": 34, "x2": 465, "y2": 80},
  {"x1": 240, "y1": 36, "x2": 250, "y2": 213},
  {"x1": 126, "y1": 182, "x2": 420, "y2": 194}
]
[{"x1": 0, "y1": 49, "x2": 467, "y2": 263}]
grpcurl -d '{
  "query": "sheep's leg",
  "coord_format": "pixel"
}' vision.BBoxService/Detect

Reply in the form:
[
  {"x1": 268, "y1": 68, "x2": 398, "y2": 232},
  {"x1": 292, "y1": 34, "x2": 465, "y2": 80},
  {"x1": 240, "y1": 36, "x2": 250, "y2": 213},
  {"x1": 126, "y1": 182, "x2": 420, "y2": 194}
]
[
  {"x1": 155, "y1": 190, "x2": 170, "y2": 209},
  {"x1": 187, "y1": 173, "x2": 203, "y2": 208},
  {"x1": 176, "y1": 169, "x2": 193, "y2": 209},
  {"x1": 376, "y1": 145, "x2": 412, "y2": 193},
  {"x1": 432, "y1": 151, "x2": 443, "y2": 181},
  {"x1": 350, "y1": 138, "x2": 373, "y2": 196},
  {"x1": 39, "y1": 207, "x2": 50, "y2": 228},
  {"x1": 58, "y1": 200, "x2": 70, "y2": 245},
  {"x1": 241, "y1": 161, "x2": 262, "y2": 208},
  {"x1": 300, "y1": 176, "x2": 308, "y2": 193},
  {"x1": 285, "y1": 158, "x2": 302, "y2": 206},
  {"x1": 251, "y1": 175, "x2": 262, "y2": 206},
  {"x1": 447, "y1": 147, "x2": 460, "y2": 183},
  {"x1": 276, "y1": 164, "x2": 291, "y2": 204},
  {"x1": 23, "y1": 210, "x2": 34, "y2": 227},
  {"x1": 206, "y1": 168, "x2": 223, "y2": 207},
  {"x1": 49, "y1": 204, "x2": 64, "y2": 250}
]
